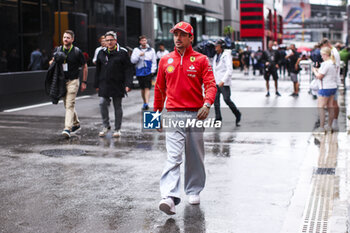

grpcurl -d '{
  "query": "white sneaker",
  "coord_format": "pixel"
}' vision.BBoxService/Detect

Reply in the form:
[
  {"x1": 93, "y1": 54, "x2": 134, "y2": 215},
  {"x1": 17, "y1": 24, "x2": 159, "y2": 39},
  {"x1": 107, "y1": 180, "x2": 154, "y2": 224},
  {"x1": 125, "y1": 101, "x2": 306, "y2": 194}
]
[
  {"x1": 313, "y1": 127, "x2": 325, "y2": 135},
  {"x1": 112, "y1": 130, "x2": 121, "y2": 138},
  {"x1": 188, "y1": 195, "x2": 200, "y2": 205},
  {"x1": 159, "y1": 197, "x2": 176, "y2": 215},
  {"x1": 99, "y1": 127, "x2": 110, "y2": 137},
  {"x1": 325, "y1": 125, "x2": 333, "y2": 133},
  {"x1": 61, "y1": 129, "x2": 71, "y2": 138}
]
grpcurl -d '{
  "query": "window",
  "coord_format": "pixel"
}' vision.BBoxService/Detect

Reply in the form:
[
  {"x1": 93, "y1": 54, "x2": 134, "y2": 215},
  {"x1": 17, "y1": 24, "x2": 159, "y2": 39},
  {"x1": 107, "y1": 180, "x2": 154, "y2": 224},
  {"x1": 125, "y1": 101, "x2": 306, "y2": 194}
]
[
  {"x1": 95, "y1": 1, "x2": 114, "y2": 26},
  {"x1": 205, "y1": 17, "x2": 221, "y2": 37},
  {"x1": 332, "y1": 33, "x2": 341, "y2": 41},
  {"x1": 190, "y1": 0, "x2": 204, "y2": 4},
  {"x1": 184, "y1": 14, "x2": 203, "y2": 42},
  {"x1": 154, "y1": 5, "x2": 182, "y2": 47}
]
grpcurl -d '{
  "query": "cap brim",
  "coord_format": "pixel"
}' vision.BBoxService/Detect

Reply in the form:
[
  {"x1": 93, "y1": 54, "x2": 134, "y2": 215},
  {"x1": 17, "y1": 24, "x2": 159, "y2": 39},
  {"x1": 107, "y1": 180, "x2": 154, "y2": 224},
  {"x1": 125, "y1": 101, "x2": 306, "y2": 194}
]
[{"x1": 169, "y1": 28, "x2": 192, "y2": 35}]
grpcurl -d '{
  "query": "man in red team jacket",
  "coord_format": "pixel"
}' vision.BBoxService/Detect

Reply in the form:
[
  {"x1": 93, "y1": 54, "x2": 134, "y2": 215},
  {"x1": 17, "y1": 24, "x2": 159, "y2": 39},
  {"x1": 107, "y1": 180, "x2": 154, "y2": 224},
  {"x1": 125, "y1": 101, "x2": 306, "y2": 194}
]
[{"x1": 154, "y1": 21, "x2": 217, "y2": 215}]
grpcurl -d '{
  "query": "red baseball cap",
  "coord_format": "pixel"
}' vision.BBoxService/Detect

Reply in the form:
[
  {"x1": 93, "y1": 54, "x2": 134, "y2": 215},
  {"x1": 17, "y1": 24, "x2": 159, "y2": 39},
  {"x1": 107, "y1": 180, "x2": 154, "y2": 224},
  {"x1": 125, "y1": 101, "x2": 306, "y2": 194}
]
[{"x1": 170, "y1": 22, "x2": 194, "y2": 36}]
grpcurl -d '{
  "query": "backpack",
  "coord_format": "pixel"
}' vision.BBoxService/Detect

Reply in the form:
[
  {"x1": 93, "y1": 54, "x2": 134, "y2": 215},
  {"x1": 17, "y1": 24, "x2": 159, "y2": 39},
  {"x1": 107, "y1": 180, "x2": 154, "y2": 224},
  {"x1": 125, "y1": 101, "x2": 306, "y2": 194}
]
[{"x1": 55, "y1": 45, "x2": 80, "y2": 58}]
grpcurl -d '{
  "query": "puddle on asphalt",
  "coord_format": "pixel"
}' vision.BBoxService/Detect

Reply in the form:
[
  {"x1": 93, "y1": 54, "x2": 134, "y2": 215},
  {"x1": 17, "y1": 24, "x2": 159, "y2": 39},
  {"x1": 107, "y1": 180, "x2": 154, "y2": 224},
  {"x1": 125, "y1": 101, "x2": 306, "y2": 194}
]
[{"x1": 40, "y1": 149, "x2": 86, "y2": 157}]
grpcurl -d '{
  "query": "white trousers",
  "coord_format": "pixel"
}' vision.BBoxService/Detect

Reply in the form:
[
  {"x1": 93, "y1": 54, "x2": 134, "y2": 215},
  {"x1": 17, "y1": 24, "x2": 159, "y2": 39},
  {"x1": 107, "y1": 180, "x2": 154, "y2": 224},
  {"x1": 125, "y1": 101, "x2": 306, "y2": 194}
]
[{"x1": 159, "y1": 112, "x2": 205, "y2": 205}]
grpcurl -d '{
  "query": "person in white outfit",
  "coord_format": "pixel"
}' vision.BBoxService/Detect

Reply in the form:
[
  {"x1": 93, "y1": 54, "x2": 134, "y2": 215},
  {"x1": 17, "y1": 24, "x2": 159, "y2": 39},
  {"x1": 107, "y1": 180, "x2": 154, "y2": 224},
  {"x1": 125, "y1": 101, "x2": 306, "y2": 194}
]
[
  {"x1": 92, "y1": 35, "x2": 106, "y2": 65},
  {"x1": 312, "y1": 46, "x2": 338, "y2": 133},
  {"x1": 130, "y1": 35, "x2": 157, "y2": 110},
  {"x1": 212, "y1": 39, "x2": 241, "y2": 126},
  {"x1": 320, "y1": 38, "x2": 341, "y2": 131},
  {"x1": 156, "y1": 43, "x2": 169, "y2": 61}
]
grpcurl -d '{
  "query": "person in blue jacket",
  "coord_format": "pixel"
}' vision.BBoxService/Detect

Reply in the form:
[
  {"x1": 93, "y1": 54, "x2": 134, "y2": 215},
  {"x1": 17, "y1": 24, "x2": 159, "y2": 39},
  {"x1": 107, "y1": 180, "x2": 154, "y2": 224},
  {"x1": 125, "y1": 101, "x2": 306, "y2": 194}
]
[{"x1": 131, "y1": 35, "x2": 157, "y2": 110}]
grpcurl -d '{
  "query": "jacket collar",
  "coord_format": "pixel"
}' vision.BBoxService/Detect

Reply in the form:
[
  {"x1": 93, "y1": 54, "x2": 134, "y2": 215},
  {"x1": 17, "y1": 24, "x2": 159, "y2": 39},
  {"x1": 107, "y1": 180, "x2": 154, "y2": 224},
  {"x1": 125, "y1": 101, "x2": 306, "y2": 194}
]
[
  {"x1": 103, "y1": 43, "x2": 120, "y2": 54},
  {"x1": 139, "y1": 44, "x2": 150, "y2": 50},
  {"x1": 174, "y1": 45, "x2": 194, "y2": 57}
]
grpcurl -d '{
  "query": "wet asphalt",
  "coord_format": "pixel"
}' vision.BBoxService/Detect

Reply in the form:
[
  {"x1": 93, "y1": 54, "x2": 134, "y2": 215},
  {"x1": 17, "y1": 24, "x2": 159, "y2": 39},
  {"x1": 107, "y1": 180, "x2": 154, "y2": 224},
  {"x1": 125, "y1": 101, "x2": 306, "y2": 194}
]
[{"x1": 0, "y1": 70, "x2": 347, "y2": 233}]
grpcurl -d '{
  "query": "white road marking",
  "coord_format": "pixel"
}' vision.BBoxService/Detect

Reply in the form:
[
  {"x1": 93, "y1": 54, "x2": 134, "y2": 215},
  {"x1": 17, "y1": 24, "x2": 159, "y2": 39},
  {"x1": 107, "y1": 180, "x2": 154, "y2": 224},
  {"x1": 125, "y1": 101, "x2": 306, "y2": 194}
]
[{"x1": 3, "y1": 96, "x2": 92, "y2": 113}]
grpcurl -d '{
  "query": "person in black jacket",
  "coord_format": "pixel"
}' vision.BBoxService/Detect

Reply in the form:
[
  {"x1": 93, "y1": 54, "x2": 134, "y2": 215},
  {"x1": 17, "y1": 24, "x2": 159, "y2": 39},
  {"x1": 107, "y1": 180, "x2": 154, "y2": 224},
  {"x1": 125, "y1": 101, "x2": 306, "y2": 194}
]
[
  {"x1": 94, "y1": 31, "x2": 133, "y2": 138},
  {"x1": 261, "y1": 41, "x2": 281, "y2": 97},
  {"x1": 49, "y1": 30, "x2": 88, "y2": 139}
]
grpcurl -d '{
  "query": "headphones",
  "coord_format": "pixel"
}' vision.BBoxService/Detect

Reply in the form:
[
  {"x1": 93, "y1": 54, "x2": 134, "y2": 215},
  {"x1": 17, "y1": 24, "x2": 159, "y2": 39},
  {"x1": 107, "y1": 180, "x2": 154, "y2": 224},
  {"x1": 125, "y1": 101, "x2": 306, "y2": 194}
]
[{"x1": 215, "y1": 39, "x2": 226, "y2": 48}]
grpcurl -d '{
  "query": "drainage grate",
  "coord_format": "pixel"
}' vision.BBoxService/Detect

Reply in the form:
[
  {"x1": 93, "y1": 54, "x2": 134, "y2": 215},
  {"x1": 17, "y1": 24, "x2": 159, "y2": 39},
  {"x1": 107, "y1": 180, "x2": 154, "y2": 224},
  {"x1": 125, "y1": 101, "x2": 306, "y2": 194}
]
[
  {"x1": 40, "y1": 149, "x2": 86, "y2": 157},
  {"x1": 301, "y1": 133, "x2": 338, "y2": 233},
  {"x1": 301, "y1": 175, "x2": 334, "y2": 233},
  {"x1": 314, "y1": 168, "x2": 335, "y2": 175}
]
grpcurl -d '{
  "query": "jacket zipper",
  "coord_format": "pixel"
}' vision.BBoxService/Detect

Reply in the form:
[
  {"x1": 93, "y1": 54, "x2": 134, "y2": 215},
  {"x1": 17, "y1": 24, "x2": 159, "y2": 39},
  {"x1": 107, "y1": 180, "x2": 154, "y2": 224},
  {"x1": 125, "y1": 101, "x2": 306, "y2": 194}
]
[{"x1": 178, "y1": 48, "x2": 186, "y2": 65}]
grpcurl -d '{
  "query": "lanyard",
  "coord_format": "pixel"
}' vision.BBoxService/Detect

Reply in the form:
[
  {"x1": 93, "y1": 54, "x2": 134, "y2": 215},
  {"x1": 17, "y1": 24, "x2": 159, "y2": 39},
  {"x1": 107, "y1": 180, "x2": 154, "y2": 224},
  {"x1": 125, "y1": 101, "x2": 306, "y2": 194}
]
[
  {"x1": 62, "y1": 45, "x2": 73, "y2": 63},
  {"x1": 216, "y1": 53, "x2": 222, "y2": 63},
  {"x1": 107, "y1": 45, "x2": 117, "y2": 54}
]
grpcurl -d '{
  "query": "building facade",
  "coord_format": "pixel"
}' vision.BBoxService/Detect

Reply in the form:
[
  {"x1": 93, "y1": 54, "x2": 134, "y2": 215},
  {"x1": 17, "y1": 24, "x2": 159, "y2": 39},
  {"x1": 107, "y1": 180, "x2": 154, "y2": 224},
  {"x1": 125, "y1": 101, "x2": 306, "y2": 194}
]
[
  {"x1": 283, "y1": 0, "x2": 346, "y2": 43},
  {"x1": 150, "y1": 0, "x2": 224, "y2": 50},
  {"x1": 0, "y1": 0, "x2": 225, "y2": 72},
  {"x1": 223, "y1": 0, "x2": 241, "y2": 40},
  {"x1": 239, "y1": 0, "x2": 283, "y2": 49}
]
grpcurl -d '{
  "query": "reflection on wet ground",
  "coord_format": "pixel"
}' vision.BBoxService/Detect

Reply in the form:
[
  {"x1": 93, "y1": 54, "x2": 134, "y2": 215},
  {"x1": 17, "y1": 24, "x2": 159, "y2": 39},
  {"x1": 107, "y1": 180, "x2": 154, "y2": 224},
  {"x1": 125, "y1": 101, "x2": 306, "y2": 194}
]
[
  {"x1": 0, "y1": 110, "x2": 334, "y2": 232},
  {"x1": 156, "y1": 205, "x2": 206, "y2": 233}
]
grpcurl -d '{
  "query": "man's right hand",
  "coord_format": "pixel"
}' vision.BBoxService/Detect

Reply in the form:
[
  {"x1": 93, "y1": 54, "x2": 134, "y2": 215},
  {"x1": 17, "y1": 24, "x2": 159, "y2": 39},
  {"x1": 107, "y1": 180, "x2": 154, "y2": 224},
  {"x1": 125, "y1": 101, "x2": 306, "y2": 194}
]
[
  {"x1": 197, "y1": 106, "x2": 210, "y2": 120},
  {"x1": 140, "y1": 52, "x2": 145, "y2": 56},
  {"x1": 156, "y1": 121, "x2": 163, "y2": 132},
  {"x1": 96, "y1": 88, "x2": 99, "y2": 92}
]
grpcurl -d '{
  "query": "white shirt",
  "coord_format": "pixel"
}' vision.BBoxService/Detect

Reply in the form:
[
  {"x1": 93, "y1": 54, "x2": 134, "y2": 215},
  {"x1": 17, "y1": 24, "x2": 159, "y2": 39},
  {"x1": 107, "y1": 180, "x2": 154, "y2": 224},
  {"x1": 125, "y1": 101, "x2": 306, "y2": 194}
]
[
  {"x1": 331, "y1": 46, "x2": 341, "y2": 85},
  {"x1": 93, "y1": 46, "x2": 104, "y2": 64},
  {"x1": 156, "y1": 50, "x2": 169, "y2": 60},
  {"x1": 318, "y1": 59, "x2": 337, "y2": 89},
  {"x1": 212, "y1": 49, "x2": 233, "y2": 86}
]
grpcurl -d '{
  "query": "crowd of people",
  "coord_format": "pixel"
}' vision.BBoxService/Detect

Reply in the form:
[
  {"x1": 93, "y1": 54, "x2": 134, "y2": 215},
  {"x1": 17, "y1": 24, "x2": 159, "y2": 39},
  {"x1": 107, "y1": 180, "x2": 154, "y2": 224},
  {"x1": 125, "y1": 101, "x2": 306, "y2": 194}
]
[{"x1": 237, "y1": 38, "x2": 349, "y2": 133}]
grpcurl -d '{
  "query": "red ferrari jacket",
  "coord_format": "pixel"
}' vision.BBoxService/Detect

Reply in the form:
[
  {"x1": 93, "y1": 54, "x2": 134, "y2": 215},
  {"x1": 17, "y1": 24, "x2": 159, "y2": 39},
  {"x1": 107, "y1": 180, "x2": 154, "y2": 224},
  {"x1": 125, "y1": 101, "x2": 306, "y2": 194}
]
[{"x1": 154, "y1": 46, "x2": 217, "y2": 112}]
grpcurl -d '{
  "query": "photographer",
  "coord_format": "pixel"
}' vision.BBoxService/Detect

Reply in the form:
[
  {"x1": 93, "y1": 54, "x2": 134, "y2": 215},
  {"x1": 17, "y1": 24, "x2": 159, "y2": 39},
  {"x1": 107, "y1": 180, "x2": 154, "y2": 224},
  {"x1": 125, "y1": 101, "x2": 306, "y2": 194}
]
[{"x1": 261, "y1": 41, "x2": 281, "y2": 97}]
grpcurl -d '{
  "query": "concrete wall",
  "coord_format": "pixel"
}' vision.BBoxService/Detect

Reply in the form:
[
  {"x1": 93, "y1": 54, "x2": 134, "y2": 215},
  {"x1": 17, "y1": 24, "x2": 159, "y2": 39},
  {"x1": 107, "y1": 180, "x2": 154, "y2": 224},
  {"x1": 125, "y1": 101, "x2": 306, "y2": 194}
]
[
  {"x1": 204, "y1": 0, "x2": 224, "y2": 19},
  {"x1": 0, "y1": 68, "x2": 96, "y2": 112},
  {"x1": 223, "y1": 0, "x2": 240, "y2": 37}
]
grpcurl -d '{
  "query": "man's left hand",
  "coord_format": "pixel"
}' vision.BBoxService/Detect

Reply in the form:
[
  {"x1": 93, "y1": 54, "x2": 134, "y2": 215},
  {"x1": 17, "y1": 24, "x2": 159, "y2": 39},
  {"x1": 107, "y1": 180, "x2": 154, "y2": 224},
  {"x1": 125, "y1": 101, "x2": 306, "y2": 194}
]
[
  {"x1": 80, "y1": 82, "x2": 87, "y2": 92},
  {"x1": 197, "y1": 106, "x2": 210, "y2": 120},
  {"x1": 126, "y1": 87, "x2": 131, "y2": 92},
  {"x1": 218, "y1": 81, "x2": 224, "y2": 88}
]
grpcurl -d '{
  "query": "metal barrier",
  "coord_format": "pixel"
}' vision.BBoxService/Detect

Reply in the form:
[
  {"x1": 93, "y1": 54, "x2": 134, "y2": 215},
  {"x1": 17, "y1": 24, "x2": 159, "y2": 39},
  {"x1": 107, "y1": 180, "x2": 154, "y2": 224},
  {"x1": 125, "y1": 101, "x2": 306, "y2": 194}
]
[{"x1": 299, "y1": 59, "x2": 313, "y2": 83}]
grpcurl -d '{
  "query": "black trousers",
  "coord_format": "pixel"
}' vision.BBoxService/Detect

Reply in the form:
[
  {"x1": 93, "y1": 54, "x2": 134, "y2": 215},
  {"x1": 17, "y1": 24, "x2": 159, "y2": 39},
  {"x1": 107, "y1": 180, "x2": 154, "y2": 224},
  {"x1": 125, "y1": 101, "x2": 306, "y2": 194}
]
[{"x1": 214, "y1": 85, "x2": 240, "y2": 121}]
